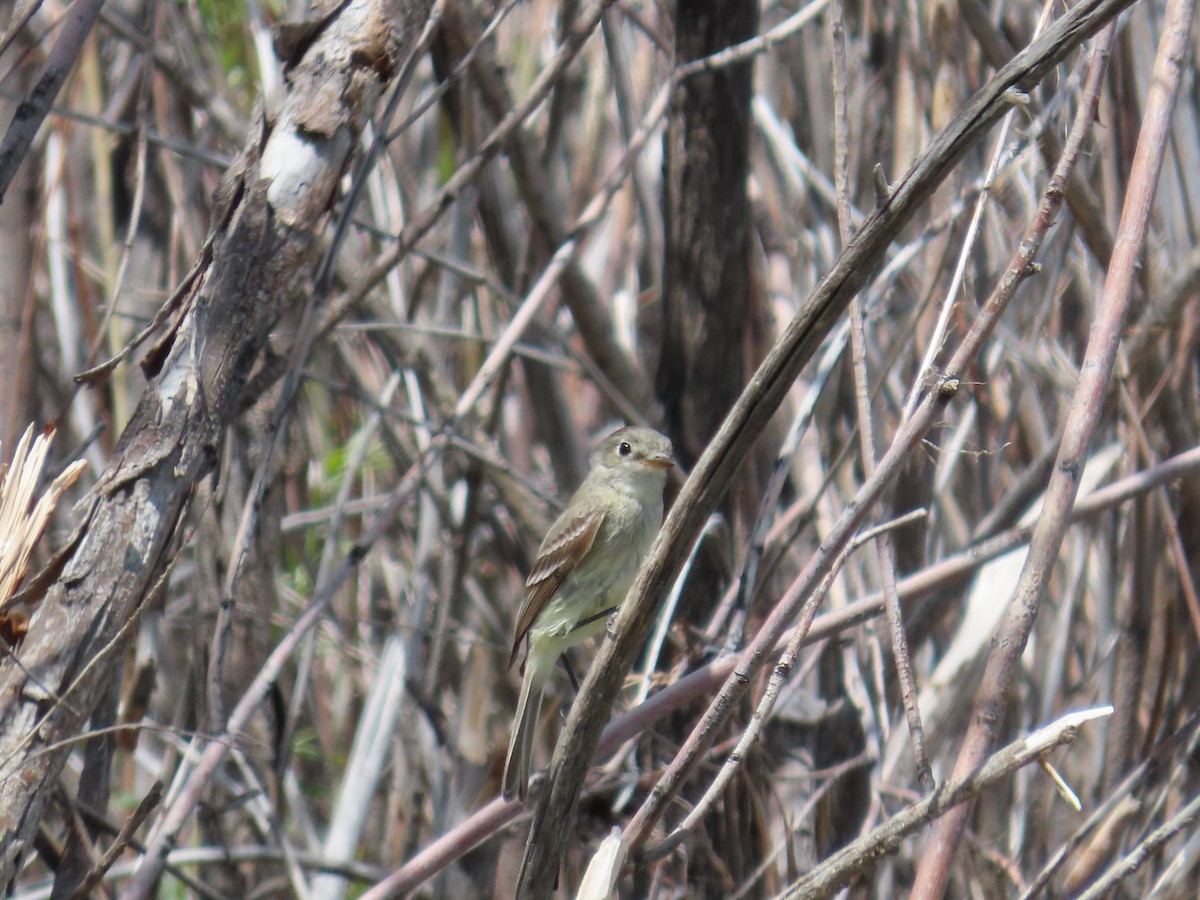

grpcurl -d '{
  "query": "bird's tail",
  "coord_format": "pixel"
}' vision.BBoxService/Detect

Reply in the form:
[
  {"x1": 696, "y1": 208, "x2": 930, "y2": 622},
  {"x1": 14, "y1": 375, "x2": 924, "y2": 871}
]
[{"x1": 503, "y1": 654, "x2": 547, "y2": 801}]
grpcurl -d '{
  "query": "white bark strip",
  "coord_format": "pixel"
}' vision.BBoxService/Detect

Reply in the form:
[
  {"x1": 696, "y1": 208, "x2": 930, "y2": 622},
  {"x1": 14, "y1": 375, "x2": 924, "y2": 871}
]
[{"x1": 0, "y1": 0, "x2": 433, "y2": 888}]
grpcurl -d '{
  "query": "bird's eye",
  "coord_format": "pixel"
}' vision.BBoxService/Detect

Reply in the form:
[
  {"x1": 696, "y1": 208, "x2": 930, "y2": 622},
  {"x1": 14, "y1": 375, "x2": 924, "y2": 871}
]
[{"x1": 618, "y1": 441, "x2": 632, "y2": 457}]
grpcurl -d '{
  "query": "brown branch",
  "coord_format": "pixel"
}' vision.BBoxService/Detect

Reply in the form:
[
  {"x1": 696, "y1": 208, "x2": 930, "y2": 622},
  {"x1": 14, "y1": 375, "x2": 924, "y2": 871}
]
[
  {"x1": 911, "y1": 3, "x2": 1190, "y2": 892},
  {"x1": 68, "y1": 781, "x2": 163, "y2": 900},
  {"x1": 363, "y1": 444, "x2": 1200, "y2": 895},
  {"x1": 119, "y1": 452, "x2": 431, "y2": 896},
  {"x1": 0, "y1": 0, "x2": 106, "y2": 202},
  {"x1": 1074, "y1": 788, "x2": 1200, "y2": 899},
  {"x1": 833, "y1": 0, "x2": 931, "y2": 787},
  {"x1": 442, "y1": 0, "x2": 659, "y2": 420},
  {"x1": 510, "y1": 4, "x2": 1136, "y2": 890},
  {"x1": 330, "y1": 0, "x2": 625, "y2": 331},
  {"x1": 781, "y1": 708, "x2": 1113, "y2": 899},
  {"x1": 611, "y1": 0, "x2": 1125, "y2": 866},
  {"x1": 957, "y1": 0, "x2": 1116, "y2": 270},
  {"x1": 0, "y1": 0, "x2": 435, "y2": 888}
]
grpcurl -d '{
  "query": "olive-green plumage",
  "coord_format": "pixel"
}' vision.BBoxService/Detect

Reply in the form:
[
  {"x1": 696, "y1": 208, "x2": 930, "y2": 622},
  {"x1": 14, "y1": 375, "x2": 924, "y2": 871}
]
[{"x1": 503, "y1": 427, "x2": 673, "y2": 801}]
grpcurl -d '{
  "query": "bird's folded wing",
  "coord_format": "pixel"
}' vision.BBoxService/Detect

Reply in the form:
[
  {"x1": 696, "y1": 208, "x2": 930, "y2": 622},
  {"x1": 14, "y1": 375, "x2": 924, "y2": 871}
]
[{"x1": 508, "y1": 509, "x2": 605, "y2": 669}]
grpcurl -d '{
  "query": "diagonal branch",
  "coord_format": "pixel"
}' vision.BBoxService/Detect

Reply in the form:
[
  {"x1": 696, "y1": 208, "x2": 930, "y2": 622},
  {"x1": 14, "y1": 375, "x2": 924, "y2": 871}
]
[
  {"x1": 782, "y1": 708, "x2": 1113, "y2": 899},
  {"x1": 0, "y1": 0, "x2": 107, "y2": 203},
  {"x1": 910, "y1": 0, "x2": 1194, "y2": 893},
  {"x1": 365, "y1": 445, "x2": 1200, "y2": 896},
  {"x1": 0, "y1": 0, "x2": 434, "y2": 887},
  {"x1": 513, "y1": 1, "x2": 1137, "y2": 894}
]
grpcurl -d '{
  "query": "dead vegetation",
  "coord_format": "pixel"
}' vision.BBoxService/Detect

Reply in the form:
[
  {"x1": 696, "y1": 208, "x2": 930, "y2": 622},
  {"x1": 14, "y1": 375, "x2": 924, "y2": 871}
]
[{"x1": 1, "y1": 0, "x2": 1199, "y2": 897}]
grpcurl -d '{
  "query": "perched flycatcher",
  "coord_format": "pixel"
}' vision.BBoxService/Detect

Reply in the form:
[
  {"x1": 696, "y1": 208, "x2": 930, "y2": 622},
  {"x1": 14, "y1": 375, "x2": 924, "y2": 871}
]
[{"x1": 503, "y1": 426, "x2": 674, "y2": 801}]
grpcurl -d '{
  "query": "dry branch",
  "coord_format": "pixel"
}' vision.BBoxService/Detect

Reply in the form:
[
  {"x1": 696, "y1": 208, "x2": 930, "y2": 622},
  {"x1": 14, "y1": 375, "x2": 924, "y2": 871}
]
[
  {"x1": 0, "y1": 0, "x2": 434, "y2": 887},
  {"x1": 912, "y1": 0, "x2": 1193, "y2": 890},
  {"x1": 360, "y1": 443, "x2": 1200, "y2": 894},
  {"x1": 781, "y1": 708, "x2": 1114, "y2": 899},
  {"x1": 5, "y1": 0, "x2": 1199, "y2": 894},
  {"x1": 515, "y1": 1, "x2": 1137, "y2": 895}
]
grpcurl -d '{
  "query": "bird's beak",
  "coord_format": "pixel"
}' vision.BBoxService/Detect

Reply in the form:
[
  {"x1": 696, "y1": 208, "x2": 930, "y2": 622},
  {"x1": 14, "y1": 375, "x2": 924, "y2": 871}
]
[{"x1": 643, "y1": 456, "x2": 674, "y2": 470}]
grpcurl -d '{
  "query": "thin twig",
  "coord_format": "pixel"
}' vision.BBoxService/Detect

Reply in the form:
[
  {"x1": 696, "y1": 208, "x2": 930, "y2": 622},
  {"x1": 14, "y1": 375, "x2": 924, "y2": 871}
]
[
  {"x1": 361, "y1": 445, "x2": 1200, "y2": 895},
  {"x1": 911, "y1": 9, "x2": 1182, "y2": 892},
  {"x1": 780, "y1": 707, "x2": 1113, "y2": 898},
  {"x1": 611, "y1": 0, "x2": 1126, "y2": 868},
  {"x1": 0, "y1": 0, "x2": 107, "y2": 201},
  {"x1": 69, "y1": 782, "x2": 164, "y2": 900}
]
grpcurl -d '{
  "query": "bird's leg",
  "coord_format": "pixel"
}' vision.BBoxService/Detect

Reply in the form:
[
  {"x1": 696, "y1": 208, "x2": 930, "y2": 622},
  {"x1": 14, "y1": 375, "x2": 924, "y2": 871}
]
[
  {"x1": 571, "y1": 604, "x2": 619, "y2": 632},
  {"x1": 558, "y1": 605, "x2": 620, "y2": 698},
  {"x1": 559, "y1": 652, "x2": 580, "y2": 694}
]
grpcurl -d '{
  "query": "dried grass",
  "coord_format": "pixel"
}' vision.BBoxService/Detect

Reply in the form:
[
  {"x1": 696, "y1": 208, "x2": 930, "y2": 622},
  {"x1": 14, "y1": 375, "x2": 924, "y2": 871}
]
[{"x1": 2, "y1": 0, "x2": 1199, "y2": 897}]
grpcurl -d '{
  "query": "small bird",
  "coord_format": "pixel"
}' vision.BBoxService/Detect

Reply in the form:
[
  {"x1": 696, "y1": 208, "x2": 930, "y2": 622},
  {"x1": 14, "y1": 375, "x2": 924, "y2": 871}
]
[{"x1": 502, "y1": 426, "x2": 674, "y2": 801}]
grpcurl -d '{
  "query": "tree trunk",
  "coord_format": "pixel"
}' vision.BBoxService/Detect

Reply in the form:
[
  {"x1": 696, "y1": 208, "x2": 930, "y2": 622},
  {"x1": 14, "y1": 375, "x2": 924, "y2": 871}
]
[
  {"x1": 657, "y1": 0, "x2": 761, "y2": 474},
  {"x1": 0, "y1": 0, "x2": 433, "y2": 886}
]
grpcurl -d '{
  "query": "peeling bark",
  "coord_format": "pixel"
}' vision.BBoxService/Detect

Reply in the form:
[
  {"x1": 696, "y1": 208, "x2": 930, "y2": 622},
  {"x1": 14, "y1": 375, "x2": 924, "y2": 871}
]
[{"x1": 0, "y1": 0, "x2": 433, "y2": 885}]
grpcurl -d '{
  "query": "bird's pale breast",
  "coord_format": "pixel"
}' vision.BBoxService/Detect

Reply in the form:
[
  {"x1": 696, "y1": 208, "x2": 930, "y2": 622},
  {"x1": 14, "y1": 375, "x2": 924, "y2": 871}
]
[{"x1": 531, "y1": 490, "x2": 661, "y2": 642}]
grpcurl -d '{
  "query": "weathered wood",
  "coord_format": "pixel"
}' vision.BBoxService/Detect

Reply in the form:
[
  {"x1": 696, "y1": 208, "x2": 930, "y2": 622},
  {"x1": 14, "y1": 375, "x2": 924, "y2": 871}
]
[{"x1": 0, "y1": 0, "x2": 433, "y2": 885}]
